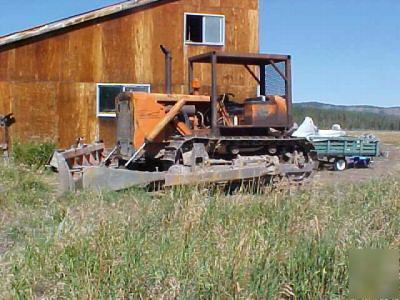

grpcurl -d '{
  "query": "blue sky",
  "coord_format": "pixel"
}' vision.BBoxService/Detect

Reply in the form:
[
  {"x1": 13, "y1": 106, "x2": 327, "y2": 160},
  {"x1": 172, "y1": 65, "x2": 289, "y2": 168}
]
[{"x1": 0, "y1": 0, "x2": 399, "y2": 107}]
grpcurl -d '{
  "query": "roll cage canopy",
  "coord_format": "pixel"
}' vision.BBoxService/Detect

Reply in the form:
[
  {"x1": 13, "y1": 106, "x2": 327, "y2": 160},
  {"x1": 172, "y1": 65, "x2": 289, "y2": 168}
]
[{"x1": 188, "y1": 52, "x2": 293, "y2": 134}]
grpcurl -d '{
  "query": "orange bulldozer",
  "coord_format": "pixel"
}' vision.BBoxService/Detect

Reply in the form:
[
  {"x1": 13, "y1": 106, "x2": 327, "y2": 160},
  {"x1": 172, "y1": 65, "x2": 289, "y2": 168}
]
[{"x1": 51, "y1": 47, "x2": 315, "y2": 192}]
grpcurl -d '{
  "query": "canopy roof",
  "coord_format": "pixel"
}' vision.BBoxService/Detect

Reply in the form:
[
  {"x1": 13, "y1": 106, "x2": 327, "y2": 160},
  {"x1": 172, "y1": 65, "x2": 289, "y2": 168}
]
[{"x1": 189, "y1": 52, "x2": 290, "y2": 65}]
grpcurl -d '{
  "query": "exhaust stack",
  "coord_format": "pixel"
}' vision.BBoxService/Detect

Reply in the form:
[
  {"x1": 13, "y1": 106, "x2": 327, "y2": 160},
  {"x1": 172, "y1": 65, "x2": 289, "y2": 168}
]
[{"x1": 160, "y1": 45, "x2": 172, "y2": 94}]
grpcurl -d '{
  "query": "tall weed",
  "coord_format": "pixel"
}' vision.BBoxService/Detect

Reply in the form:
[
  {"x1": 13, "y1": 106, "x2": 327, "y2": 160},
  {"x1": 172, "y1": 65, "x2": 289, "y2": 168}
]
[
  {"x1": 12, "y1": 140, "x2": 55, "y2": 168},
  {"x1": 0, "y1": 178, "x2": 399, "y2": 298}
]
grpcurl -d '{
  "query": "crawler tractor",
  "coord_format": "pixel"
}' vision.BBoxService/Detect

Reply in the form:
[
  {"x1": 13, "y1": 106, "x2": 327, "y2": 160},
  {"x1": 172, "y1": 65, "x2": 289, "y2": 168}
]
[{"x1": 53, "y1": 48, "x2": 315, "y2": 192}]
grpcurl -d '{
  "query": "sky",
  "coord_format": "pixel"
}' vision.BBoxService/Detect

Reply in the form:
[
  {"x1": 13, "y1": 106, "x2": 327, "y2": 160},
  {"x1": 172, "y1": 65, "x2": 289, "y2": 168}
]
[
  {"x1": 261, "y1": 0, "x2": 400, "y2": 106},
  {"x1": 0, "y1": 0, "x2": 399, "y2": 107}
]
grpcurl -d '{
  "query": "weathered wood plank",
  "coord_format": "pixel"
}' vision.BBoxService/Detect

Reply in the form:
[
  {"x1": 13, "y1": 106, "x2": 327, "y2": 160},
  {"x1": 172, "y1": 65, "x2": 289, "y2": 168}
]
[
  {"x1": 0, "y1": 0, "x2": 259, "y2": 146},
  {"x1": 10, "y1": 82, "x2": 58, "y2": 142}
]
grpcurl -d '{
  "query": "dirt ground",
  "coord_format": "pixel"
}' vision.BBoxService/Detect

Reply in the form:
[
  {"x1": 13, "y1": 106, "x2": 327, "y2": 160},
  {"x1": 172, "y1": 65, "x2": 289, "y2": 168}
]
[
  {"x1": 3, "y1": 131, "x2": 397, "y2": 193},
  {"x1": 311, "y1": 131, "x2": 400, "y2": 188}
]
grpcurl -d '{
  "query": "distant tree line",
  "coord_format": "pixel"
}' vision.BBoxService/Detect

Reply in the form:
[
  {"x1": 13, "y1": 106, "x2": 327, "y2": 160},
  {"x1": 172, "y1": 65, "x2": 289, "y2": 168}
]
[{"x1": 293, "y1": 106, "x2": 400, "y2": 130}]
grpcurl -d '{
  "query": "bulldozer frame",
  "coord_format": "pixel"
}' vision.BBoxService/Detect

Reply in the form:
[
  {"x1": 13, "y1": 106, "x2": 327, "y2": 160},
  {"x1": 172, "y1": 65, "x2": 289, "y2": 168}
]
[{"x1": 52, "y1": 49, "x2": 315, "y2": 192}]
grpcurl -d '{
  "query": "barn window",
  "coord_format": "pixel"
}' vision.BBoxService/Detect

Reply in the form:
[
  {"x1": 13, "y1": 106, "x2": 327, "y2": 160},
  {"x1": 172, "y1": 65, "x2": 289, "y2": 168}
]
[
  {"x1": 185, "y1": 13, "x2": 225, "y2": 46},
  {"x1": 97, "y1": 83, "x2": 150, "y2": 117}
]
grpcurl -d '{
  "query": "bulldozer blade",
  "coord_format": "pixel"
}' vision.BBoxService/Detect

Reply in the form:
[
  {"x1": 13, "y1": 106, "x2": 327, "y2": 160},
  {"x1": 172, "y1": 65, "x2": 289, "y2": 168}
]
[
  {"x1": 50, "y1": 142, "x2": 108, "y2": 192},
  {"x1": 55, "y1": 152, "x2": 76, "y2": 192},
  {"x1": 52, "y1": 142, "x2": 315, "y2": 193},
  {"x1": 164, "y1": 164, "x2": 278, "y2": 186},
  {"x1": 279, "y1": 162, "x2": 315, "y2": 176},
  {"x1": 81, "y1": 166, "x2": 165, "y2": 191}
]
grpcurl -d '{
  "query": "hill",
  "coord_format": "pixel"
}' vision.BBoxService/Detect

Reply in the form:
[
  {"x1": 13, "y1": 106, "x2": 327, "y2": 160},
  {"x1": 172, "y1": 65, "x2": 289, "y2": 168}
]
[
  {"x1": 293, "y1": 102, "x2": 400, "y2": 130},
  {"x1": 296, "y1": 102, "x2": 400, "y2": 117}
]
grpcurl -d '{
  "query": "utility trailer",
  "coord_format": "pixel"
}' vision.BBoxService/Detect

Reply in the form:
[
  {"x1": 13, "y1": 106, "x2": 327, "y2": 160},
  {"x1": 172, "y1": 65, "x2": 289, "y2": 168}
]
[{"x1": 310, "y1": 136, "x2": 379, "y2": 171}]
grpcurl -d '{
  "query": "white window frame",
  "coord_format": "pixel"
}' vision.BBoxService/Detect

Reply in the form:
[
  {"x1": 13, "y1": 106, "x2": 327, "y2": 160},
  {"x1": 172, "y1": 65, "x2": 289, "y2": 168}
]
[
  {"x1": 96, "y1": 83, "x2": 151, "y2": 118},
  {"x1": 184, "y1": 13, "x2": 225, "y2": 46}
]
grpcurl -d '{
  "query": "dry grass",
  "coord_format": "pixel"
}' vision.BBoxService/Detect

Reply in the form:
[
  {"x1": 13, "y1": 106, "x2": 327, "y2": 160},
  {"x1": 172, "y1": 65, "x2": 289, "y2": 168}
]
[
  {"x1": 0, "y1": 163, "x2": 399, "y2": 298},
  {"x1": 348, "y1": 130, "x2": 400, "y2": 146}
]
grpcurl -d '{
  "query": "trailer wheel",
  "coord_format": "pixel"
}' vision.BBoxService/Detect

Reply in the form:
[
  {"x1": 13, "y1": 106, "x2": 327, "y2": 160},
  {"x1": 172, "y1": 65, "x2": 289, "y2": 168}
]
[{"x1": 334, "y1": 158, "x2": 347, "y2": 171}]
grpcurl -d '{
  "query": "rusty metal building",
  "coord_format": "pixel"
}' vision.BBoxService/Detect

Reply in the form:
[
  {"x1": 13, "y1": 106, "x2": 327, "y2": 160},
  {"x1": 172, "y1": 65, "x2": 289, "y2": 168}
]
[{"x1": 0, "y1": 0, "x2": 259, "y2": 147}]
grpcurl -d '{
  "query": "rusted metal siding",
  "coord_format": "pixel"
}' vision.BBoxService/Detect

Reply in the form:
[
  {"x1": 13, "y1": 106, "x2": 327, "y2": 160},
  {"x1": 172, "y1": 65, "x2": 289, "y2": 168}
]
[{"x1": 0, "y1": 0, "x2": 259, "y2": 147}]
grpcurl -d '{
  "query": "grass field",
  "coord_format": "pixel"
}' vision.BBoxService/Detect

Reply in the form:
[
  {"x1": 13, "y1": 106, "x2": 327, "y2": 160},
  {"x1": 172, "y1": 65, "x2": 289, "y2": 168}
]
[
  {"x1": 349, "y1": 130, "x2": 400, "y2": 146},
  {"x1": 0, "y1": 162, "x2": 399, "y2": 298}
]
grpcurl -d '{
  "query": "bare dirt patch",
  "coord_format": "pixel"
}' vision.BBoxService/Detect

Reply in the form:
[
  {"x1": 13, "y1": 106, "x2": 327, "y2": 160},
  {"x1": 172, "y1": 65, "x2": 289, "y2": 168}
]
[{"x1": 312, "y1": 131, "x2": 400, "y2": 188}]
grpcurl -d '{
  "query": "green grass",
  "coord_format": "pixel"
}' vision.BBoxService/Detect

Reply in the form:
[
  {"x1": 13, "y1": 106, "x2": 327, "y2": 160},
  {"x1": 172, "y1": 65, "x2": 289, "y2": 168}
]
[
  {"x1": 12, "y1": 140, "x2": 56, "y2": 168},
  {"x1": 0, "y1": 164, "x2": 399, "y2": 298}
]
